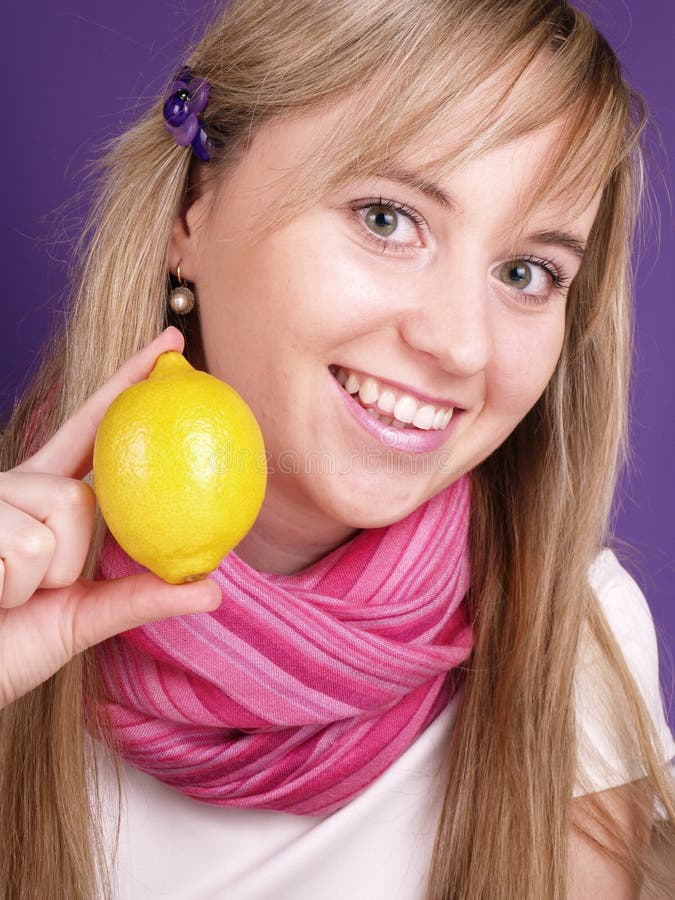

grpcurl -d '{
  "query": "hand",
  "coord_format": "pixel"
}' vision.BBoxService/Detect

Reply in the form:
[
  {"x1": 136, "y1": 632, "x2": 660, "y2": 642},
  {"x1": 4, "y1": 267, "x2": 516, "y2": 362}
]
[{"x1": 0, "y1": 327, "x2": 221, "y2": 709}]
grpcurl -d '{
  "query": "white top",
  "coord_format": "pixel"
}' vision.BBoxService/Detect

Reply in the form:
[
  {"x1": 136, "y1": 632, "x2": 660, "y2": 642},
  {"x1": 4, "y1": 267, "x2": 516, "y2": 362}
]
[{"x1": 91, "y1": 548, "x2": 675, "y2": 900}]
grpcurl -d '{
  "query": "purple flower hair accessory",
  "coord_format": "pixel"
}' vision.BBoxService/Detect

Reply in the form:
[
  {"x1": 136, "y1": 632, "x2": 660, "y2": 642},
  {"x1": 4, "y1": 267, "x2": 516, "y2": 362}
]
[{"x1": 162, "y1": 66, "x2": 213, "y2": 162}]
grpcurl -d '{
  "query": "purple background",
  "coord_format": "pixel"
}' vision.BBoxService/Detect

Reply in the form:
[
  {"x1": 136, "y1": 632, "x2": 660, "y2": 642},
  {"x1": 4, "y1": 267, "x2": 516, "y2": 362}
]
[{"x1": 2, "y1": 2, "x2": 674, "y2": 729}]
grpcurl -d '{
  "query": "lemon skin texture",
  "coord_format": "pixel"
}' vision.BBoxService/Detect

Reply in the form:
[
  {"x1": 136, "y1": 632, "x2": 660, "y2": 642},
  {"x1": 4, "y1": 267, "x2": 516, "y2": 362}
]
[{"x1": 93, "y1": 351, "x2": 267, "y2": 584}]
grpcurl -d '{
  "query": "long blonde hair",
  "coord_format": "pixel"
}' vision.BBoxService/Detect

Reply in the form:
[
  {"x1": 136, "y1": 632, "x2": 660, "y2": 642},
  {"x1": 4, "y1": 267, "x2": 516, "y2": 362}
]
[{"x1": 1, "y1": 1, "x2": 673, "y2": 897}]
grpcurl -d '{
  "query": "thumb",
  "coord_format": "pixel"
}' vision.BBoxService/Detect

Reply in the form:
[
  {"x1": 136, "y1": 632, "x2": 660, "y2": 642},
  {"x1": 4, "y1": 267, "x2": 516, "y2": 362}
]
[{"x1": 69, "y1": 571, "x2": 222, "y2": 654}]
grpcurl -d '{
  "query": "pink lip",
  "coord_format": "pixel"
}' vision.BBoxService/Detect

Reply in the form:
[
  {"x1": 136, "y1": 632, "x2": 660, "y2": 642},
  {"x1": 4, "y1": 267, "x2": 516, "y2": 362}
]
[{"x1": 329, "y1": 368, "x2": 463, "y2": 454}]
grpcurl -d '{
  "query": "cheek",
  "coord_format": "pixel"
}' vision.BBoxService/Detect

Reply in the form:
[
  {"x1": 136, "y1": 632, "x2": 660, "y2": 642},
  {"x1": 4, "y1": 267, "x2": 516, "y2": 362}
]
[
  {"x1": 489, "y1": 312, "x2": 566, "y2": 415},
  {"x1": 247, "y1": 219, "x2": 387, "y2": 338}
]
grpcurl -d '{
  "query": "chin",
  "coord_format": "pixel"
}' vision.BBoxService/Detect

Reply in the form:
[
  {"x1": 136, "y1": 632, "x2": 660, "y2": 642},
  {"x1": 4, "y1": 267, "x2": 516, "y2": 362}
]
[{"x1": 336, "y1": 490, "x2": 430, "y2": 531}]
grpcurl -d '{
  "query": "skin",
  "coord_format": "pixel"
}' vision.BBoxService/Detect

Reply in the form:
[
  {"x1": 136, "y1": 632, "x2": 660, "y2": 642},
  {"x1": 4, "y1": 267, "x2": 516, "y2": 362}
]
[{"x1": 170, "y1": 99, "x2": 600, "y2": 576}]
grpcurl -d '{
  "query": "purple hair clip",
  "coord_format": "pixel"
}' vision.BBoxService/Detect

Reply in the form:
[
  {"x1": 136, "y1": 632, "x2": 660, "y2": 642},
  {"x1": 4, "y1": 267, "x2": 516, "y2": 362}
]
[{"x1": 162, "y1": 66, "x2": 213, "y2": 162}]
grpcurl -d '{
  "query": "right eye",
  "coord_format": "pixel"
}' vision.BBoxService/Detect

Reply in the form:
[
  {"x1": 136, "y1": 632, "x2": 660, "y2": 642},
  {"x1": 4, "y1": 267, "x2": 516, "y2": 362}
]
[{"x1": 348, "y1": 196, "x2": 427, "y2": 254}]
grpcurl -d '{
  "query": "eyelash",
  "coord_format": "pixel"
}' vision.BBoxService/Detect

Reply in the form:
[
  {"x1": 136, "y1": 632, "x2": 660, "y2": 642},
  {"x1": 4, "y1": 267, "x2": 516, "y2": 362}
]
[{"x1": 347, "y1": 196, "x2": 572, "y2": 304}]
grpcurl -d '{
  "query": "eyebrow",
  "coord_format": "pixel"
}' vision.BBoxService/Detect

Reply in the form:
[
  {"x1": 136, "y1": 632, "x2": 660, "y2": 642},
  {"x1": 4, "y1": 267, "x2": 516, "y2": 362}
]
[
  {"x1": 523, "y1": 229, "x2": 587, "y2": 261},
  {"x1": 372, "y1": 166, "x2": 457, "y2": 212},
  {"x1": 371, "y1": 167, "x2": 588, "y2": 261}
]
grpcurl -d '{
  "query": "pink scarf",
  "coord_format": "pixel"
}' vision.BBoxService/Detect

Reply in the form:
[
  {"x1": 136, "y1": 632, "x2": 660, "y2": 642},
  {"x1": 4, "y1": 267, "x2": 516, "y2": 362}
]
[{"x1": 92, "y1": 474, "x2": 473, "y2": 816}]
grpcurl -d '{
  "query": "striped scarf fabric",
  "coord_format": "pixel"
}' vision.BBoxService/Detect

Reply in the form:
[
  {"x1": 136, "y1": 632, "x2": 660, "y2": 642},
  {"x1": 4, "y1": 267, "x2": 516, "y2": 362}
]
[{"x1": 92, "y1": 474, "x2": 473, "y2": 816}]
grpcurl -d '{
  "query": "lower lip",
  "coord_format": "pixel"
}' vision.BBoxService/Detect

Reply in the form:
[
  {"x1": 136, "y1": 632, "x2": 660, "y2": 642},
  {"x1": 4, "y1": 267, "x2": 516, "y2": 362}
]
[{"x1": 328, "y1": 368, "x2": 463, "y2": 454}]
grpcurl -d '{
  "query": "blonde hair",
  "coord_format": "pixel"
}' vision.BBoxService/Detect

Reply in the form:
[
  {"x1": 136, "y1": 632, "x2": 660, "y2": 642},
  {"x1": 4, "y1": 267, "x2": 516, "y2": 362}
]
[{"x1": 1, "y1": 1, "x2": 674, "y2": 896}]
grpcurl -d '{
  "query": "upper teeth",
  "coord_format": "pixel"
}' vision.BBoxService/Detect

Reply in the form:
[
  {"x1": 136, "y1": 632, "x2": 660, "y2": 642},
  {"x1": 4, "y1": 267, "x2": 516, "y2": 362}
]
[{"x1": 332, "y1": 367, "x2": 455, "y2": 431}]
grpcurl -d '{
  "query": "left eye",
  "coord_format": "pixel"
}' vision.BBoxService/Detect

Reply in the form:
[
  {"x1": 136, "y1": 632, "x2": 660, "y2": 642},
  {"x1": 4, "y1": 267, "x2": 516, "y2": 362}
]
[{"x1": 498, "y1": 259, "x2": 551, "y2": 294}]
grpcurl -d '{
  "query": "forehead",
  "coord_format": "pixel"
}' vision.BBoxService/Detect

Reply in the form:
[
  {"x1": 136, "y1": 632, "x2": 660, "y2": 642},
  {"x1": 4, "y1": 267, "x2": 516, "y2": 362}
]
[
  {"x1": 229, "y1": 91, "x2": 598, "y2": 238},
  {"x1": 396, "y1": 118, "x2": 601, "y2": 229},
  {"x1": 346, "y1": 56, "x2": 603, "y2": 222},
  {"x1": 215, "y1": 50, "x2": 615, "y2": 241}
]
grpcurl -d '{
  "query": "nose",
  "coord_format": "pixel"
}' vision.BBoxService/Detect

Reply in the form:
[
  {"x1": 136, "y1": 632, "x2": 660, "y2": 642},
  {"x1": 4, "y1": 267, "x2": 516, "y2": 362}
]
[{"x1": 397, "y1": 265, "x2": 491, "y2": 378}]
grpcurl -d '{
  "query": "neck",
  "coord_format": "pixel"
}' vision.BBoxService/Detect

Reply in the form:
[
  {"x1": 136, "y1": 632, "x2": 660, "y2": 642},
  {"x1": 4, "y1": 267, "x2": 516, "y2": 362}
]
[{"x1": 233, "y1": 499, "x2": 361, "y2": 575}]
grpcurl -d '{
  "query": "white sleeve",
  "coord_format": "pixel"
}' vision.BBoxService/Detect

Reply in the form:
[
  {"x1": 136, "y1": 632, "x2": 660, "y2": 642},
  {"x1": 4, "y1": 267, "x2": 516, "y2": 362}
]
[{"x1": 572, "y1": 548, "x2": 675, "y2": 798}]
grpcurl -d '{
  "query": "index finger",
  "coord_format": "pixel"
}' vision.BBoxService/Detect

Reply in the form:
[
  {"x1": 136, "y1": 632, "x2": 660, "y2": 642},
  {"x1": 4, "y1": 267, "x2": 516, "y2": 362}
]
[{"x1": 17, "y1": 326, "x2": 186, "y2": 481}]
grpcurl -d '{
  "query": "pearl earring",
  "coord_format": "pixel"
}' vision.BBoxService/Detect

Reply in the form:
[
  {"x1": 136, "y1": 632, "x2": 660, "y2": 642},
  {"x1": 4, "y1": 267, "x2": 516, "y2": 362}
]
[{"x1": 168, "y1": 262, "x2": 195, "y2": 315}]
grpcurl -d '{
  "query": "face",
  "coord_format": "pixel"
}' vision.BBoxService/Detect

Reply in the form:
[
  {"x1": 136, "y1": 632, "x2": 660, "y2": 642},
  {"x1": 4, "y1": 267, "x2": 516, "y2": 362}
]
[{"x1": 170, "y1": 97, "x2": 600, "y2": 575}]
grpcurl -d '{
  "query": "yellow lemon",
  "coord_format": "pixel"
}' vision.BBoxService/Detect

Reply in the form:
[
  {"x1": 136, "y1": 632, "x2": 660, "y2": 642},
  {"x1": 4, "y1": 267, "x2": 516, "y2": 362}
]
[{"x1": 93, "y1": 351, "x2": 267, "y2": 584}]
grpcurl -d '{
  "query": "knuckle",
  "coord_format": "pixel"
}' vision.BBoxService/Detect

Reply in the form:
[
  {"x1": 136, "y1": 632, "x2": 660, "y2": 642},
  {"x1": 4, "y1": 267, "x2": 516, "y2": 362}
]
[
  {"x1": 56, "y1": 478, "x2": 95, "y2": 510},
  {"x1": 61, "y1": 580, "x2": 87, "y2": 654},
  {"x1": 14, "y1": 524, "x2": 56, "y2": 558},
  {"x1": 126, "y1": 574, "x2": 153, "y2": 622},
  {"x1": 60, "y1": 595, "x2": 80, "y2": 658}
]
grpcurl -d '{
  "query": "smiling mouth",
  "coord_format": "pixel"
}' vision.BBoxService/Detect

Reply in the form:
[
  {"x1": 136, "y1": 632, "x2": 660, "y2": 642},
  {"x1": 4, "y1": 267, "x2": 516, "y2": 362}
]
[{"x1": 329, "y1": 365, "x2": 456, "y2": 431}]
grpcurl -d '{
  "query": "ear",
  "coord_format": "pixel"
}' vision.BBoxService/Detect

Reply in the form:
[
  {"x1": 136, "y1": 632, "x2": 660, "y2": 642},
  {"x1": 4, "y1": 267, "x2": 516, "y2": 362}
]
[{"x1": 168, "y1": 177, "x2": 213, "y2": 282}]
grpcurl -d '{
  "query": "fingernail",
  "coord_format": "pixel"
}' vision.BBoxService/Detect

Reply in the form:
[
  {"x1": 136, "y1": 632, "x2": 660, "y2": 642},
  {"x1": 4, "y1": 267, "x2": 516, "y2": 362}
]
[{"x1": 162, "y1": 325, "x2": 182, "y2": 341}]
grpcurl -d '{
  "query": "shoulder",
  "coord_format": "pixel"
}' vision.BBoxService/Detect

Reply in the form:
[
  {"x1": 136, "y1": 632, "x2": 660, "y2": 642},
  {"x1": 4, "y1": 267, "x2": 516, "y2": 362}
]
[
  {"x1": 586, "y1": 548, "x2": 666, "y2": 704},
  {"x1": 572, "y1": 548, "x2": 675, "y2": 797},
  {"x1": 587, "y1": 549, "x2": 660, "y2": 673}
]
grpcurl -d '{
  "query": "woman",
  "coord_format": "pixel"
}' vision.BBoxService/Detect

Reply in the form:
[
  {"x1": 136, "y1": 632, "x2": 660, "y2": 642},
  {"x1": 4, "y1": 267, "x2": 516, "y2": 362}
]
[{"x1": 1, "y1": 0, "x2": 674, "y2": 897}]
